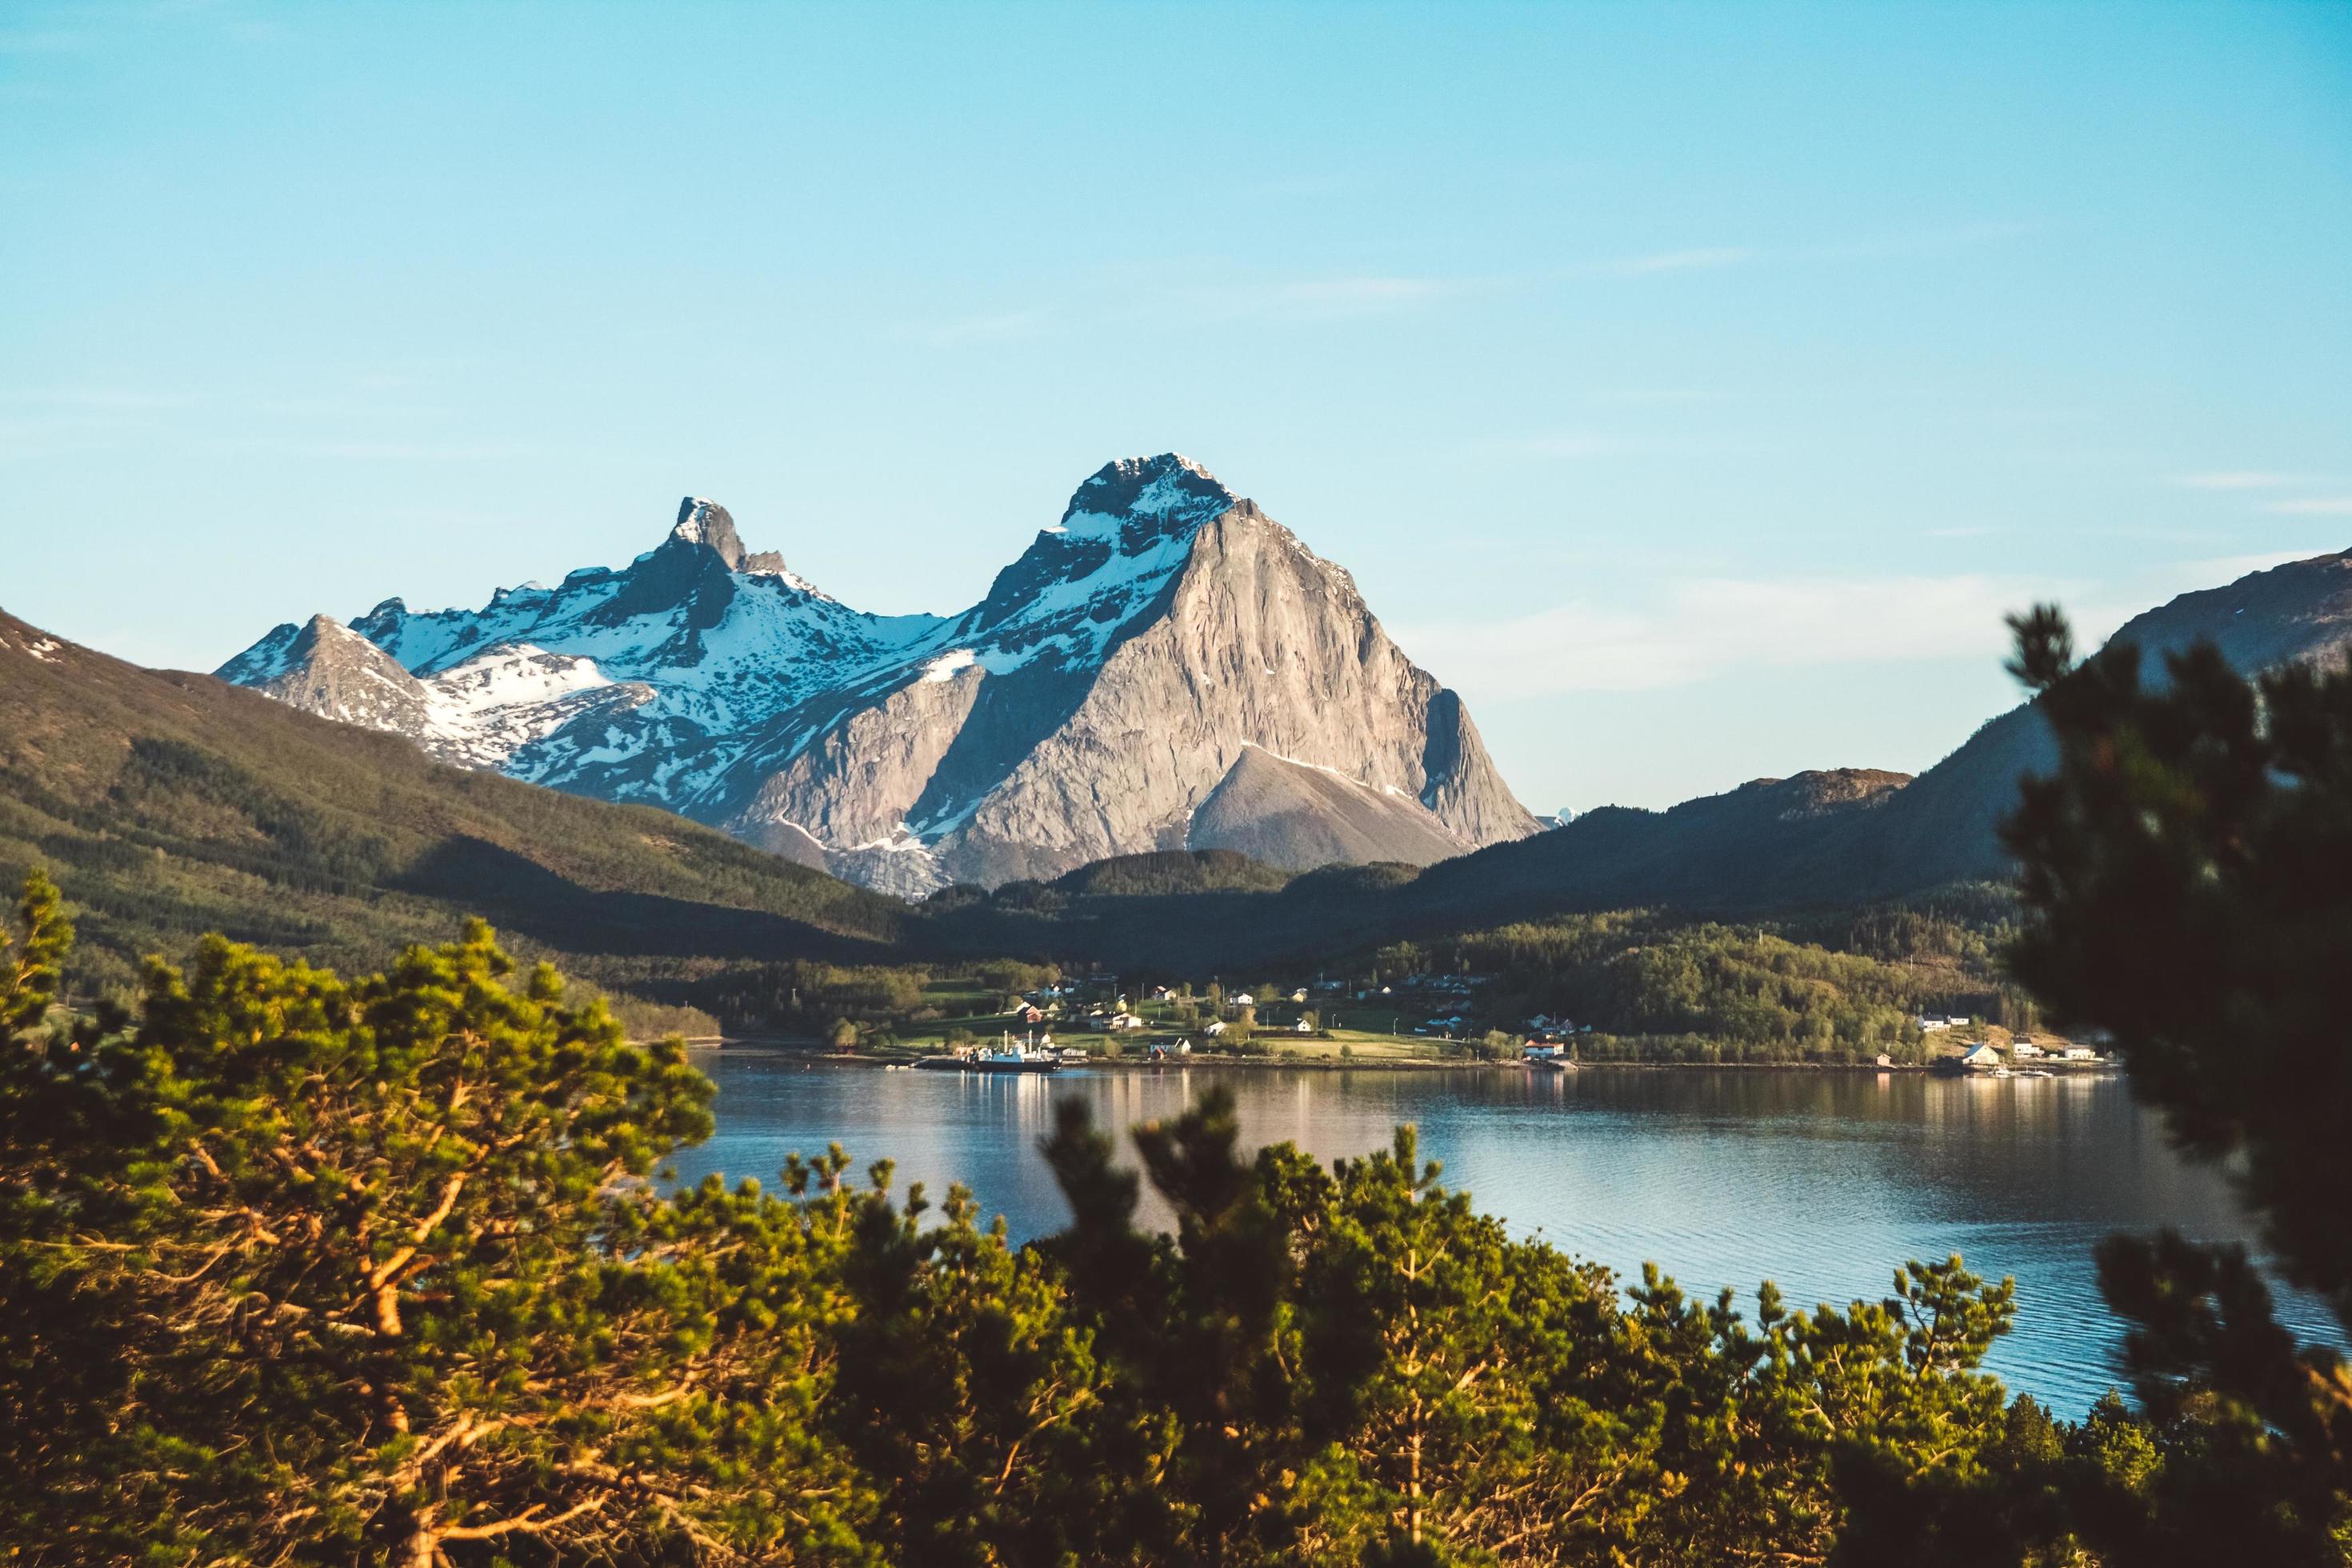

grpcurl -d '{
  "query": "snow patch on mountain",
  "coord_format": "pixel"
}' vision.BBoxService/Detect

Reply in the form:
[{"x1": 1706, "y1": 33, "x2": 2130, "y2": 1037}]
[{"x1": 219, "y1": 458, "x2": 1540, "y2": 890}]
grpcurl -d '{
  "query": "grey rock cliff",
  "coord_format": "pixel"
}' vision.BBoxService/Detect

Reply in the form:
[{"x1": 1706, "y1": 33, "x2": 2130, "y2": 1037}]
[{"x1": 219, "y1": 457, "x2": 1541, "y2": 891}]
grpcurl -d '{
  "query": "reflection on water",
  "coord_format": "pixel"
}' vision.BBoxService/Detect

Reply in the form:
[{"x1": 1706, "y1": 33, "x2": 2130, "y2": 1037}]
[{"x1": 670, "y1": 1058, "x2": 2334, "y2": 1416}]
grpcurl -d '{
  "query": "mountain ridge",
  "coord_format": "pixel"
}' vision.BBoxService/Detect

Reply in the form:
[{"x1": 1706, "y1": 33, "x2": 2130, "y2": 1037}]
[
  {"x1": 221, "y1": 457, "x2": 1540, "y2": 891},
  {"x1": 0, "y1": 607, "x2": 906, "y2": 996},
  {"x1": 1399, "y1": 548, "x2": 2352, "y2": 924}
]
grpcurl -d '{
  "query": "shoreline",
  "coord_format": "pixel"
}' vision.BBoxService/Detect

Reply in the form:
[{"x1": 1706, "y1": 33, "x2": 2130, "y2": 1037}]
[{"x1": 678, "y1": 1042, "x2": 2118, "y2": 1077}]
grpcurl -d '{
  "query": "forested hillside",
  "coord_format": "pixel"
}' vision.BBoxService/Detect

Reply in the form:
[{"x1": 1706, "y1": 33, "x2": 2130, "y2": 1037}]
[{"x1": 0, "y1": 611, "x2": 904, "y2": 1001}]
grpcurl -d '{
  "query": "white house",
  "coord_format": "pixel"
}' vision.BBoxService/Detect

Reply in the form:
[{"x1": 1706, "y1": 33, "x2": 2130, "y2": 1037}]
[
  {"x1": 1290, "y1": 988, "x2": 1310, "y2": 1003},
  {"x1": 1230, "y1": 992, "x2": 1255, "y2": 1007},
  {"x1": 2011, "y1": 1039, "x2": 2044, "y2": 1060},
  {"x1": 1959, "y1": 1042, "x2": 2004, "y2": 1070},
  {"x1": 1522, "y1": 1042, "x2": 1566, "y2": 1062},
  {"x1": 2062, "y1": 1045, "x2": 2098, "y2": 1061},
  {"x1": 1203, "y1": 1020, "x2": 1228, "y2": 1037},
  {"x1": 1294, "y1": 1018, "x2": 1314, "y2": 1034}
]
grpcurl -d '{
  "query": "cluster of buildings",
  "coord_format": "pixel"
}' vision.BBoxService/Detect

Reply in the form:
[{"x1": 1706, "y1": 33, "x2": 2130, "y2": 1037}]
[
  {"x1": 1004, "y1": 968, "x2": 1551, "y2": 1055},
  {"x1": 1953, "y1": 1038, "x2": 2104, "y2": 1070}
]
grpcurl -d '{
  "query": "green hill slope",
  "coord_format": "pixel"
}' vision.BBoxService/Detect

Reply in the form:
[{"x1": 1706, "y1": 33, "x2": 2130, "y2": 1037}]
[{"x1": 0, "y1": 610, "x2": 906, "y2": 999}]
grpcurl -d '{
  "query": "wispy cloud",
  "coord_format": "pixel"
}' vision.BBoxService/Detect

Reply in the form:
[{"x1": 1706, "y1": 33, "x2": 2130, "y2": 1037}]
[
  {"x1": 0, "y1": 385, "x2": 201, "y2": 410},
  {"x1": 891, "y1": 269, "x2": 1474, "y2": 342},
  {"x1": 1398, "y1": 546, "x2": 2338, "y2": 704},
  {"x1": 1228, "y1": 171, "x2": 1374, "y2": 202},
  {"x1": 2170, "y1": 547, "x2": 2336, "y2": 581},
  {"x1": 1589, "y1": 246, "x2": 1756, "y2": 278},
  {"x1": 2266, "y1": 497, "x2": 2352, "y2": 516},
  {"x1": 885, "y1": 215, "x2": 2044, "y2": 349},
  {"x1": 896, "y1": 309, "x2": 1054, "y2": 347},
  {"x1": 1392, "y1": 573, "x2": 2043, "y2": 698},
  {"x1": 1179, "y1": 273, "x2": 1471, "y2": 322},
  {"x1": 1573, "y1": 221, "x2": 2042, "y2": 285},
  {"x1": 197, "y1": 436, "x2": 537, "y2": 462},
  {"x1": 1491, "y1": 432, "x2": 1640, "y2": 460},
  {"x1": 1476, "y1": 428, "x2": 1762, "y2": 463},
  {"x1": 1586, "y1": 387, "x2": 1728, "y2": 407},
  {"x1": 1785, "y1": 218, "x2": 2051, "y2": 265},
  {"x1": 2170, "y1": 470, "x2": 2296, "y2": 490}
]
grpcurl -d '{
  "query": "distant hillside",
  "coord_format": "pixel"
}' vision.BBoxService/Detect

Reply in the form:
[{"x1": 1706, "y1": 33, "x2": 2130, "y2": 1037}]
[
  {"x1": 0, "y1": 610, "x2": 906, "y2": 998},
  {"x1": 922, "y1": 857, "x2": 1422, "y2": 971},
  {"x1": 1402, "y1": 550, "x2": 2352, "y2": 925},
  {"x1": 1397, "y1": 769, "x2": 1910, "y2": 927},
  {"x1": 1048, "y1": 848, "x2": 1296, "y2": 898}
]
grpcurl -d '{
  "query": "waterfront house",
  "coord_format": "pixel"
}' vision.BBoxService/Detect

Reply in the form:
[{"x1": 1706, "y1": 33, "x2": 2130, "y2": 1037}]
[
  {"x1": 1959, "y1": 1042, "x2": 2005, "y2": 1070},
  {"x1": 2062, "y1": 1045, "x2": 2099, "y2": 1061},
  {"x1": 2012, "y1": 1039, "x2": 2044, "y2": 1059}
]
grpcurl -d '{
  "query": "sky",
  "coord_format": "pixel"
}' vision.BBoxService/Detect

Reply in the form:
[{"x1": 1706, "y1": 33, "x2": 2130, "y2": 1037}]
[{"x1": 4, "y1": 1, "x2": 2350, "y2": 814}]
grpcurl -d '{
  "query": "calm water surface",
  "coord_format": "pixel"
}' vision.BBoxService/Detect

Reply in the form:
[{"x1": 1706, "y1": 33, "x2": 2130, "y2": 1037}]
[{"x1": 673, "y1": 1056, "x2": 2332, "y2": 1416}]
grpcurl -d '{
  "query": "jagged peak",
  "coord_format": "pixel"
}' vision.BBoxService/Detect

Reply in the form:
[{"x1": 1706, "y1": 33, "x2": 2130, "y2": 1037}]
[
  {"x1": 670, "y1": 495, "x2": 748, "y2": 570},
  {"x1": 662, "y1": 495, "x2": 816, "y2": 588},
  {"x1": 1050, "y1": 454, "x2": 1236, "y2": 541}
]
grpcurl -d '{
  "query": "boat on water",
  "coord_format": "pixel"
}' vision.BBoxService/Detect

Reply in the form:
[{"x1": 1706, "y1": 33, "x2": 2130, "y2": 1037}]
[{"x1": 916, "y1": 1034, "x2": 1062, "y2": 1074}]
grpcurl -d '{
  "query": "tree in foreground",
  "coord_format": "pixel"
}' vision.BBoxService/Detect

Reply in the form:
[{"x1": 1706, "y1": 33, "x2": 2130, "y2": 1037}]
[
  {"x1": 0, "y1": 872, "x2": 2135, "y2": 1565},
  {"x1": 2001, "y1": 606, "x2": 2352, "y2": 1562},
  {"x1": 1, "y1": 911, "x2": 886, "y2": 1564}
]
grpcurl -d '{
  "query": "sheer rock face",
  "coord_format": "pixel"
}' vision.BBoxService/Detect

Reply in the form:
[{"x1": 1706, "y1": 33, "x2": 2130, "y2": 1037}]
[
  {"x1": 906, "y1": 500, "x2": 1534, "y2": 886},
  {"x1": 220, "y1": 457, "x2": 1539, "y2": 891}
]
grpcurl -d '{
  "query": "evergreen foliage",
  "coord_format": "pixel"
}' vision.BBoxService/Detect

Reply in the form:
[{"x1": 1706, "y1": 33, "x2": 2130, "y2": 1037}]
[
  {"x1": 3, "y1": 884, "x2": 2314, "y2": 1562},
  {"x1": 1999, "y1": 606, "x2": 2352, "y2": 1558}
]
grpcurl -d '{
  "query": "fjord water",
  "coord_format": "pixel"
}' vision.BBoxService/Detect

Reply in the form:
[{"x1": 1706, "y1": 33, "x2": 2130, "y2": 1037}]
[{"x1": 674, "y1": 1057, "x2": 2331, "y2": 1415}]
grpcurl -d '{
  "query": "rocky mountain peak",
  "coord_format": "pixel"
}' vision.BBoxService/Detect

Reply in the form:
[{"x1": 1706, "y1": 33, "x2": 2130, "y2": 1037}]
[
  {"x1": 221, "y1": 460, "x2": 1538, "y2": 893},
  {"x1": 1054, "y1": 453, "x2": 1236, "y2": 543},
  {"x1": 670, "y1": 496, "x2": 748, "y2": 570},
  {"x1": 958, "y1": 456, "x2": 1244, "y2": 641}
]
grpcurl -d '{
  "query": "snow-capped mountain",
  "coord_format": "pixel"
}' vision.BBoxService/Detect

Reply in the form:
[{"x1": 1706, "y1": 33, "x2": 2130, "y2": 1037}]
[{"x1": 219, "y1": 458, "x2": 1540, "y2": 893}]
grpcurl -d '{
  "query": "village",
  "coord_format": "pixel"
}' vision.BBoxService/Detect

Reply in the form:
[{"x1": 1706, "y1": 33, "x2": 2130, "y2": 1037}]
[{"x1": 856, "y1": 967, "x2": 2112, "y2": 1075}]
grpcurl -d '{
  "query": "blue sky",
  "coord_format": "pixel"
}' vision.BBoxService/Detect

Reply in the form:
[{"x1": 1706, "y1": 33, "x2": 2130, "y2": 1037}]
[{"x1": 5, "y1": 1, "x2": 2349, "y2": 813}]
